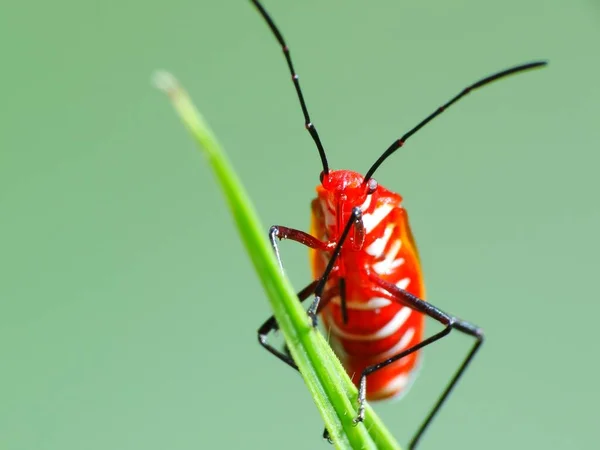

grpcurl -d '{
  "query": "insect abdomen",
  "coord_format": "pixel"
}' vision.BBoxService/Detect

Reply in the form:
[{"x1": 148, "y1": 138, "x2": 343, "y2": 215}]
[
  {"x1": 313, "y1": 199, "x2": 426, "y2": 400},
  {"x1": 323, "y1": 290, "x2": 425, "y2": 399}
]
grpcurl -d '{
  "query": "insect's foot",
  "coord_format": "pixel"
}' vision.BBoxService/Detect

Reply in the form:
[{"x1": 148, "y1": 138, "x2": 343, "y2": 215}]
[
  {"x1": 306, "y1": 294, "x2": 321, "y2": 328},
  {"x1": 353, "y1": 407, "x2": 365, "y2": 425},
  {"x1": 322, "y1": 428, "x2": 332, "y2": 444},
  {"x1": 353, "y1": 376, "x2": 367, "y2": 424}
]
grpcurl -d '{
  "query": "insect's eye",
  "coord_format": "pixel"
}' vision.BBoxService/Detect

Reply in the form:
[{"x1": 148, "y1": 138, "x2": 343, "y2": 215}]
[
  {"x1": 367, "y1": 178, "x2": 378, "y2": 194},
  {"x1": 319, "y1": 171, "x2": 326, "y2": 184}
]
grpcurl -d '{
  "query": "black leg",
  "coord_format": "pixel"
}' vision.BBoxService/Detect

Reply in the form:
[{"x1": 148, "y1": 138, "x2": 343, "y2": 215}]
[
  {"x1": 409, "y1": 322, "x2": 483, "y2": 450},
  {"x1": 339, "y1": 278, "x2": 348, "y2": 324},
  {"x1": 257, "y1": 280, "x2": 343, "y2": 369},
  {"x1": 257, "y1": 280, "x2": 318, "y2": 371},
  {"x1": 352, "y1": 275, "x2": 484, "y2": 450},
  {"x1": 307, "y1": 207, "x2": 363, "y2": 326},
  {"x1": 258, "y1": 279, "x2": 341, "y2": 446}
]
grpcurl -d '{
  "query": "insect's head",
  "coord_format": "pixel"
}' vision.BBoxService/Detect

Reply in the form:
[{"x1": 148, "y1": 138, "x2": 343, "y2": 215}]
[{"x1": 318, "y1": 170, "x2": 379, "y2": 215}]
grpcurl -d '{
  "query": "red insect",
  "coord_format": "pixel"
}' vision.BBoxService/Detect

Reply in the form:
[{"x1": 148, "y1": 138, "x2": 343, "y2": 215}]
[{"x1": 250, "y1": 1, "x2": 546, "y2": 448}]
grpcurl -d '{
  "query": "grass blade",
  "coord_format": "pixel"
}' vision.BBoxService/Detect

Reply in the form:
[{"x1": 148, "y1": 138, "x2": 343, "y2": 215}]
[{"x1": 154, "y1": 71, "x2": 402, "y2": 450}]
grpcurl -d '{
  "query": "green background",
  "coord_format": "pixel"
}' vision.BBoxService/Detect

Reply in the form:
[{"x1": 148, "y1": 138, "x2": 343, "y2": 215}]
[{"x1": 2, "y1": 0, "x2": 599, "y2": 449}]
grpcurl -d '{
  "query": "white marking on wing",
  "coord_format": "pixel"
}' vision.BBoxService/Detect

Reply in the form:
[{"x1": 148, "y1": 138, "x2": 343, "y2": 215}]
[
  {"x1": 373, "y1": 239, "x2": 403, "y2": 275},
  {"x1": 359, "y1": 194, "x2": 372, "y2": 212},
  {"x1": 327, "y1": 306, "x2": 411, "y2": 341},
  {"x1": 374, "y1": 327, "x2": 415, "y2": 361},
  {"x1": 362, "y1": 203, "x2": 393, "y2": 233},
  {"x1": 373, "y1": 257, "x2": 405, "y2": 275},
  {"x1": 389, "y1": 258, "x2": 405, "y2": 270},
  {"x1": 326, "y1": 198, "x2": 336, "y2": 212},
  {"x1": 396, "y1": 278, "x2": 410, "y2": 290},
  {"x1": 376, "y1": 373, "x2": 410, "y2": 398},
  {"x1": 365, "y1": 224, "x2": 394, "y2": 257},
  {"x1": 331, "y1": 296, "x2": 392, "y2": 310},
  {"x1": 376, "y1": 357, "x2": 422, "y2": 402}
]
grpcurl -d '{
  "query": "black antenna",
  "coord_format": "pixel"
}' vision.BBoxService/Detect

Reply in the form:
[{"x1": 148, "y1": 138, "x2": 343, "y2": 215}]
[
  {"x1": 363, "y1": 61, "x2": 547, "y2": 182},
  {"x1": 251, "y1": 0, "x2": 330, "y2": 176}
]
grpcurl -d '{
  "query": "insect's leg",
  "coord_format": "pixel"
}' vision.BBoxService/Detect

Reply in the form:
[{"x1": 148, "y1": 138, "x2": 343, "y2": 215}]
[
  {"x1": 339, "y1": 278, "x2": 348, "y2": 324},
  {"x1": 269, "y1": 223, "x2": 341, "y2": 328},
  {"x1": 257, "y1": 282, "x2": 340, "y2": 371},
  {"x1": 307, "y1": 206, "x2": 363, "y2": 327},
  {"x1": 354, "y1": 275, "x2": 484, "y2": 450},
  {"x1": 337, "y1": 206, "x2": 365, "y2": 325},
  {"x1": 257, "y1": 280, "x2": 317, "y2": 371},
  {"x1": 409, "y1": 322, "x2": 482, "y2": 450},
  {"x1": 258, "y1": 281, "x2": 339, "y2": 446},
  {"x1": 269, "y1": 225, "x2": 331, "y2": 272}
]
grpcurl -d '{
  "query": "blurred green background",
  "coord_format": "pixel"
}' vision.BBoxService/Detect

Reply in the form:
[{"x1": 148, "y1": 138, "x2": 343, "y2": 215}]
[{"x1": 2, "y1": 0, "x2": 599, "y2": 449}]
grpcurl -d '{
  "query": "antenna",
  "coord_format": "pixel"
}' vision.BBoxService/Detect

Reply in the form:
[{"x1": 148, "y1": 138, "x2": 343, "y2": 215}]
[
  {"x1": 251, "y1": 0, "x2": 330, "y2": 175},
  {"x1": 364, "y1": 61, "x2": 547, "y2": 182}
]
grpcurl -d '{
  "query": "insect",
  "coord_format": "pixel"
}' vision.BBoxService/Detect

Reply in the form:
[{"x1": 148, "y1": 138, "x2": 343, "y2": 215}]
[{"x1": 250, "y1": 0, "x2": 546, "y2": 448}]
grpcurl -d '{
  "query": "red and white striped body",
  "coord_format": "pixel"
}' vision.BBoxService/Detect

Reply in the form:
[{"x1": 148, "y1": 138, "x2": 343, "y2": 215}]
[{"x1": 310, "y1": 170, "x2": 425, "y2": 400}]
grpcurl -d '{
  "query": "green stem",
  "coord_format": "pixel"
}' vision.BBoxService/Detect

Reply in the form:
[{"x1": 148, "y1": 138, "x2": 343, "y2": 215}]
[{"x1": 154, "y1": 71, "x2": 402, "y2": 450}]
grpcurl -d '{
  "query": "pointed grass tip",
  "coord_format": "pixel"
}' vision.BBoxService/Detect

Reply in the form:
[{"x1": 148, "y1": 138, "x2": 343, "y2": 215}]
[{"x1": 152, "y1": 70, "x2": 180, "y2": 98}]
